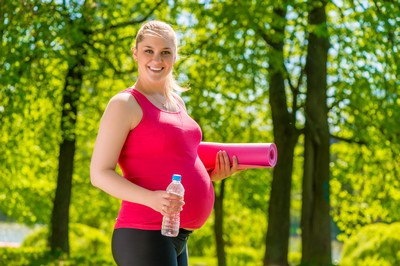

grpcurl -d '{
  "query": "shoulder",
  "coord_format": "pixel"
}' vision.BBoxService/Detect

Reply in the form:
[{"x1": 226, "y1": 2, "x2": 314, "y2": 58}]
[
  {"x1": 104, "y1": 91, "x2": 142, "y2": 129},
  {"x1": 108, "y1": 91, "x2": 141, "y2": 109}
]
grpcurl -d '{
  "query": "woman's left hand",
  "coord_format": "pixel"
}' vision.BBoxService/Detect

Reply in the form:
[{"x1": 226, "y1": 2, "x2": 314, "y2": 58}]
[{"x1": 210, "y1": 150, "x2": 239, "y2": 181}]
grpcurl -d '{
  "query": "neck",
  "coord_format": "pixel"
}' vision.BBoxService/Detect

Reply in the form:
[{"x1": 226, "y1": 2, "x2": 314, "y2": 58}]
[
  {"x1": 134, "y1": 82, "x2": 178, "y2": 112},
  {"x1": 134, "y1": 79, "x2": 167, "y2": 95}
]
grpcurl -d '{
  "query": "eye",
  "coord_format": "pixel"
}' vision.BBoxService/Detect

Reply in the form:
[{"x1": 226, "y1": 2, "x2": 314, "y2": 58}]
[
  {"x1": 144, "y1": 49, "x2": 153, "y2": 54},
  {"x1": 162, "y1": 50, "x2": 172, "y2": 55}
]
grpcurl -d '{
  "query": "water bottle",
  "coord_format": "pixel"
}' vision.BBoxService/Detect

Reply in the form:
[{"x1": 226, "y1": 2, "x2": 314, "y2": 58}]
[{"x1": 161, "y1": 174, "x2": 185, "y2": 237}]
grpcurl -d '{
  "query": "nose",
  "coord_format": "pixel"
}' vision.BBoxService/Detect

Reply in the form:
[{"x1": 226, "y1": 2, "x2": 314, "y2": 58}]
[{"x1": 152, "y1": 53, "x2": 162, "y2": 62}]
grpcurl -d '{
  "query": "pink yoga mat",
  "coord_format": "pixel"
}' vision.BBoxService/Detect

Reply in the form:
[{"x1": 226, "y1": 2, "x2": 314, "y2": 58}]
[{"x1": 198, "y1": 142, "x2": 278, "y2": 170}]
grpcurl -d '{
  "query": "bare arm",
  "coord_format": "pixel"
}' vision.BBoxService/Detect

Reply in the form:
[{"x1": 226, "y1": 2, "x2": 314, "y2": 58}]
[{"x1": 90, "y1": 93, "x2": 183, "y2": 215}]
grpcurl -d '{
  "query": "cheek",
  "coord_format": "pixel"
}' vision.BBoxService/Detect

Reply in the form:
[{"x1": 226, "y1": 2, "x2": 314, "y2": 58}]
[
  {"x1": 165, "y1": 56, "x2": 175, "y2": 65},
  {"x1": 136, "y1": 55, "x2": 151, "y2": 65}
]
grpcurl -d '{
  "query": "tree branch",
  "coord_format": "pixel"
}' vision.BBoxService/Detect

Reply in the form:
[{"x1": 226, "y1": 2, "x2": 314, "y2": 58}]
[
  {"x1": 88, "y1": 43, "x2": 134, "y2": 75},
  {"x1": 92, "y1": 1, "x2": 164, "y2": 34},
  {"x1": 330, "y1": 134, "x2": 367, "y2": 145}
]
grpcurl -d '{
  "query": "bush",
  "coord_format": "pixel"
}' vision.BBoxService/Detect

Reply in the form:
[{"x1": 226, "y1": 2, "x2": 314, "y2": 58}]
[
  {"x1": 226, "y1": 246, "x2": 263, "y2": 266},
  {"x1": 340, "y1": 222, "x2": 400, "y2": 266},
  {"x1": 0, "y1": 247, "x2": 115, "y2": 266},
  {"x1": 0, "y1": 247, "x2": 49, "y2": 266},
  {"x1": 0, "y1": 223, "x2": 114, "y2": 266},
  {"x1": 22, "y1": 223, "x2": 112, "y2": 258}
]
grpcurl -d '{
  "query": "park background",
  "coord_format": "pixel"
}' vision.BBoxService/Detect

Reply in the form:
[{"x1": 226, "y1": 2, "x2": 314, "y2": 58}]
[{"x1": 0, "y1": 0, "x2": 399, "y2": 265}]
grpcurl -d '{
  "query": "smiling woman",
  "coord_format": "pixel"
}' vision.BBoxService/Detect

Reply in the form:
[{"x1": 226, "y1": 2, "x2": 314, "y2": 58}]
[{"x1": 89, "y1": 20, "x2": 240, "y2": 266}]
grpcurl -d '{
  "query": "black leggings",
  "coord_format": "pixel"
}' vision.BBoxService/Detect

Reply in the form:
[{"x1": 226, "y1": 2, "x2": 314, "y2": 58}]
[{"x1": 112, "y1": 228, "x2": 192, "y2": 266}]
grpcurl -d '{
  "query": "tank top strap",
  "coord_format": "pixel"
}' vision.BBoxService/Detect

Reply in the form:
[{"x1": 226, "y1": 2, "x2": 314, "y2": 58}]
[
  {"x1": 121, "y1": 87, "x2": 153, "y2": 110},
  {"x1": 171, "y1": 92, "x2": 186, "y2": 111}
]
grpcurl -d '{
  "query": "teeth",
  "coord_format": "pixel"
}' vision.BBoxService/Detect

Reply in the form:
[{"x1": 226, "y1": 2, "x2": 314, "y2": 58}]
[{"x1": 149, "y1": 67, "x2": 162, "y2": 71}]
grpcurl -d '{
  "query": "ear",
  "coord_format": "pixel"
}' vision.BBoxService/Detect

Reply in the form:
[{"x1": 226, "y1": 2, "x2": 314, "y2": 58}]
[{"x1": 132, "y1": 47, "x2": 138, "y2": 61}]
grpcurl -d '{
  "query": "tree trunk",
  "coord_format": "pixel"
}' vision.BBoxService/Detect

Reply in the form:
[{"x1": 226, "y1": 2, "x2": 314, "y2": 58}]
[
  {"x1": 50, "y1": 52, "x2": 85, "y2": 255},
  {"x1": 214, "y1": 180, "x2": 227, "y2": 266},
  {"x1": 301, "y1": 1, "x2": 331, "y2": 265},
  {"x1": 264, "y1": 5, "x2": 299, "y2": 266}
]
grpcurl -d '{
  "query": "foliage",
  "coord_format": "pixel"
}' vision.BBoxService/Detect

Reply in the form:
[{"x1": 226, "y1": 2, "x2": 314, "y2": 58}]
[
  {"x1": 21, "y1": 223, "x2": 112, "y2": 258},
  {"x1": 0, "y1": 223, "x2": 114, "y2": 265},
  {"x1": 226, "y1": 246, "x2": 263, "y2": 266},
  {"x1": 189, "y1": 256, "x2": 217, "y2": 266},
  {"x1": 289, "y1": 251, "x2": 302, "y2": 266},
  {"x1": 340, "y1": 222, "x2": 400, "y2": 266},
  {"x1": 0, "y1": 247, "x2": 47, "y2": 266},
  {"x1": 0, "y1": 0, "x2": 170, "y2": 228},
  {"x1": 327, "y1": 0, "x2": 400, "y2": 243},
  {"x1": 0, "y1": 247, "x2": 114, "y2": 266},
  {"x1": 188, "y1": 218, "x2": 215, "y2": 257},
  {"x1": 330, "y1": 142, "x2": 400, "y2": 240}
]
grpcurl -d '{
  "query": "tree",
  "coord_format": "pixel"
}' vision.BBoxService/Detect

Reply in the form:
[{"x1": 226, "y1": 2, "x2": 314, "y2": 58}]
[
  {"x1": 49, "y1": 2, "x2": 90, "y2": 254},
  {"x1": 301, "y1": 0, "x2": 331, "y2": 264},
  {"x1": 214, "y1": 180, "x2": 227, "y2": 266},
  {"x1": 259, "y1": 3, "x2": 300, "y2": 265}
]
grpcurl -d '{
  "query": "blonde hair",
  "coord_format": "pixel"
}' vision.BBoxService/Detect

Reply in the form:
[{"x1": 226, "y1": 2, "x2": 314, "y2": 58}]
[{"x1": 134, "y1": 20, "x2": 188, "y2": 92}]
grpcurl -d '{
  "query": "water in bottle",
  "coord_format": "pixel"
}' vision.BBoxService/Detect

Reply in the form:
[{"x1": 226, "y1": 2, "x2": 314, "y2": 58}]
[{"x1": 161, "y1": 174, "x2": 185, "y2": 237}]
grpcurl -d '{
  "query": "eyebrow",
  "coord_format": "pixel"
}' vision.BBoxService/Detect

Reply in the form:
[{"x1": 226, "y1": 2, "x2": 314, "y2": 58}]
[{"x1": 143, "y1": 45, "x2": 172, "y2": 50}]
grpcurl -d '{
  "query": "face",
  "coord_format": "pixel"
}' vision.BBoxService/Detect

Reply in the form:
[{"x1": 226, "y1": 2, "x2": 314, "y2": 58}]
[{"x1": 133, "y1": 35, "x2": 176, "y2": 86}]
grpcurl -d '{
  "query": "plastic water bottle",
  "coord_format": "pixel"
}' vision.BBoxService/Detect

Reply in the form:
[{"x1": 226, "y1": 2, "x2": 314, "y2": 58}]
[{"x1": 161, "y1": 174, "x2": 185, "y2": 237}]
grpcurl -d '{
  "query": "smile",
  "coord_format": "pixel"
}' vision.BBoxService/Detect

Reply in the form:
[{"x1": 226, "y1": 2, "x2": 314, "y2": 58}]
[{"x1": 148, "y1": 66, "x2": 164, "y2": 72}]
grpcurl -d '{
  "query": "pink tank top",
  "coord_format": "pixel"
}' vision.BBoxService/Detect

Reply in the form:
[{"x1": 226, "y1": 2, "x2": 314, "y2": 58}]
[{"x1": 115, "y1": 88, "x2": 215, "y2": 230}]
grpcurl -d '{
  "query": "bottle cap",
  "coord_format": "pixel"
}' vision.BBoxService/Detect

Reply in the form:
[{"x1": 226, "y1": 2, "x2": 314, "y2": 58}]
[{"x1": 172, "y1": 174, "x2": 181, "y2": 182}]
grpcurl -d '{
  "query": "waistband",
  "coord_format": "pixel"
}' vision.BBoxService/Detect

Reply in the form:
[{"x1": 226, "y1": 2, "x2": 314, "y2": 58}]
[{"x1": 179, "y1": 228, "x2": 193, "y2": 237}]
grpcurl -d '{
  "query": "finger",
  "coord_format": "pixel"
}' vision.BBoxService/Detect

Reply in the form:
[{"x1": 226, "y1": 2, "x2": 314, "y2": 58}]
[
  {"x1": 214, "y1": 151, "x2": 221, "y2": 171},
  {"x1": 166, "y1": 192, "x2": 183, "y2": 201},
  {"x1": 169, "y1": 198, "x2": 185, "y2": 208},
  {"x1": 231, "y1": 155, "x2": 239, "y2": 171},
  {"x1": 161, "y1": 205, "x2": 168, "y2": 215},
  {"x1": 221, "y1": 151, "x2": 231, "y2": 172},
  {"x1": 217, "y1": 150, "x2": 224, "y2": 171},
  {"x1": 164, "y1": 202, "x2": 183, "y2": 214},
  {"x1": 218, "y1": 152, "x2": 228, "y2": 175},
  {"x1": 162, "y1": 191, "x2": 172, "y2": 200},
  {"x1": 164, "y1": 195, "x2": 185, "y2": 212}
]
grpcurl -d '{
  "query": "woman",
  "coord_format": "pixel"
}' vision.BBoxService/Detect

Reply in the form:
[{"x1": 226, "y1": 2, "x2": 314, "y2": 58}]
[{"x1": 90, "y1": 20, "x2": 239, "y2": 266}]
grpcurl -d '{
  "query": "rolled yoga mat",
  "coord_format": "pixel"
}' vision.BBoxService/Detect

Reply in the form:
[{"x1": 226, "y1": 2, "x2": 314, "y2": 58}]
[{"x1": 198, "y1": 142, "x2": 278, "y2": 170}]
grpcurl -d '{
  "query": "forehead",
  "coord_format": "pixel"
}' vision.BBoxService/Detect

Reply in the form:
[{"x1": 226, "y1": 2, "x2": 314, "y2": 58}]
[{"x1": 138, "y1": 34, "x2": 176, "y2": 50}]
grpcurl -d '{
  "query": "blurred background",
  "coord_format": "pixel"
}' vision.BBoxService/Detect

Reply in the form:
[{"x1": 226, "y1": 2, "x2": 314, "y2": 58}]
[{"x1": 0, "y1": 1, "x2": 399, "y2": 265}]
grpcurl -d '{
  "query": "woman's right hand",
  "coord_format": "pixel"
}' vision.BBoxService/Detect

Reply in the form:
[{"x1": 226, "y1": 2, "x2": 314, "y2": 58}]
[{"x1": 150, "y1": 190, "x2": 185, "y2": 216}]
